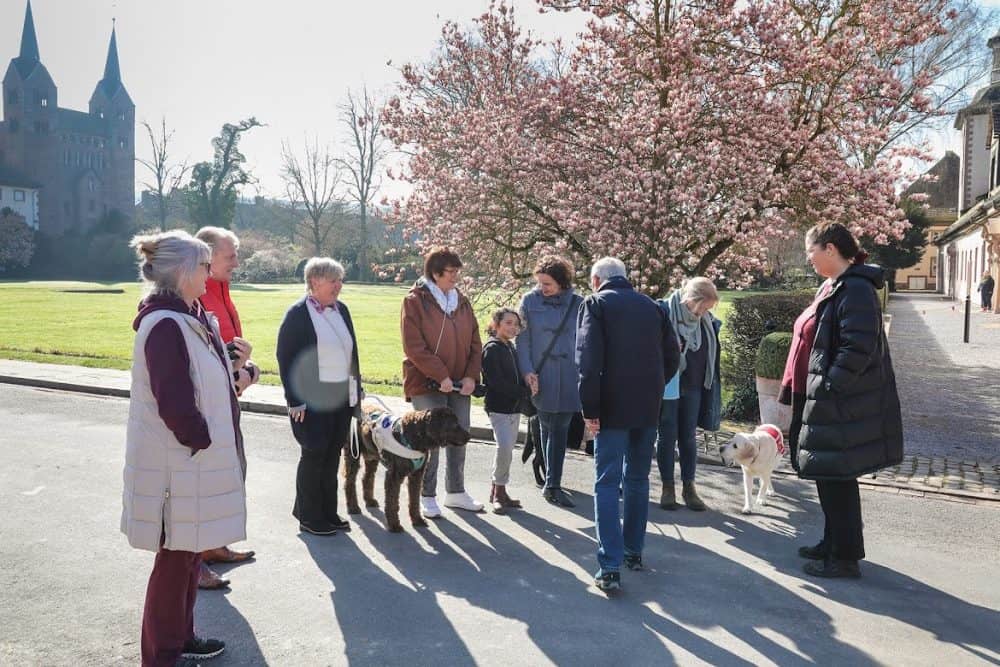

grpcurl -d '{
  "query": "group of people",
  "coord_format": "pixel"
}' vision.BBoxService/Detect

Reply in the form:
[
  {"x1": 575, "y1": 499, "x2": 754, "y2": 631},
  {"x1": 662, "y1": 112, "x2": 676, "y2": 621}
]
[{"x1": 121, "y1": 221, "x2": 902, "y2": 664}]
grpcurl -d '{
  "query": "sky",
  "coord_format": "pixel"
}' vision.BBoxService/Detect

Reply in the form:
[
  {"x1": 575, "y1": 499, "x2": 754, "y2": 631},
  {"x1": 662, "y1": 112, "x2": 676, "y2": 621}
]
[
  {"x1": 0, "y1": 0, "x2": 590, "y2": 202},
  {"x1": 1, "y1": 1, "x2": 997, "y2": 205}
]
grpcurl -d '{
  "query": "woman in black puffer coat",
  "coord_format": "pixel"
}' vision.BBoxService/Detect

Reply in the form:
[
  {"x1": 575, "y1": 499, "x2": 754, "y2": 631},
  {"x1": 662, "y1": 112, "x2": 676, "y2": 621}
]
[{"x1": 789, "y1": 222, "x2": 903, "y2": 579}]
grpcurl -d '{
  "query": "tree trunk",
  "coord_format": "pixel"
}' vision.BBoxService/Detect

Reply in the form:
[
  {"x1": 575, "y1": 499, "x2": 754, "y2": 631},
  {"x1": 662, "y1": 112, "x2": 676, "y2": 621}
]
[{"x1": 357, "y1": 207, "x2": 369, "y2": 282}]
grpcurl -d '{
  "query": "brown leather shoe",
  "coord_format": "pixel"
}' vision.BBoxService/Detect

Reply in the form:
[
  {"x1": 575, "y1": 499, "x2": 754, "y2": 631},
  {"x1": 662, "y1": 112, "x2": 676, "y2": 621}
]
[
  {"x1": 201, "y1": 546, "x2": 255, "y2": 565},
  {"x1": 197, "y1": 563, "x2": 230, "y2": 590}
]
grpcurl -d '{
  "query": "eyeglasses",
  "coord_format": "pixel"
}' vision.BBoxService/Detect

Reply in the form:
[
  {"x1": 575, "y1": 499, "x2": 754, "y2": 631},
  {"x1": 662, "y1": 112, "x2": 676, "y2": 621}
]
[
  {"x1": 200, "y1": 262, "x2": 212, "y2": 271},
  {"x1": 443, "y1": 267, "x2": 461, "y2": 275}
]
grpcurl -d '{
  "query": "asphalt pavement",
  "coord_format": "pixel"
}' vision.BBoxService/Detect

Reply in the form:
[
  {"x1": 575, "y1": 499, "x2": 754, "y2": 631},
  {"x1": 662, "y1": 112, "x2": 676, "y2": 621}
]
[{"x1": 1, "y1": 384, "x2": 998, "y2": 666}]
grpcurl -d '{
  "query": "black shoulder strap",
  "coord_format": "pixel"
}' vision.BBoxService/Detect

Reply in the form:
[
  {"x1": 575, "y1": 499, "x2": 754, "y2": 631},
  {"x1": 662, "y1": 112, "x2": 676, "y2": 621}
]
[{"x1": 536, "y1": 297, "x2": 576, "y2": 375}]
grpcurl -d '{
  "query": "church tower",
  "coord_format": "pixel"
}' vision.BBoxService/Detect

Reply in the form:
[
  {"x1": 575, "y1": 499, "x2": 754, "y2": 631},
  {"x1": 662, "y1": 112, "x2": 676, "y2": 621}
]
[
  {"x1": 1, "y1": 0, "x2": 59, "y2": 228},
  {"x1": 89, "y1": 23, "x2": 135, "y2": 225}
]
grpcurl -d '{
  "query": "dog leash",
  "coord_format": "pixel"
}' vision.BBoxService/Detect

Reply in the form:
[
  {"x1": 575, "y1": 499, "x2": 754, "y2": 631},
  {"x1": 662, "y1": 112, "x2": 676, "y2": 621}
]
[{"x1": 349, "y1": 396, "x2": 394, "y2": 461}]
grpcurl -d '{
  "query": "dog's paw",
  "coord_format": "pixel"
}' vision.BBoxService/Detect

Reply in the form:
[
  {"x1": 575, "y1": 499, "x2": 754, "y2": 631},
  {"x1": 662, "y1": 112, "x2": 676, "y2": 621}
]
[
  {"x1": 741, "y1": 505, "x2": 753, "y2": 515},
  {"x1": 346, "y1": 505, "x2": 361, "y2": 515},
  {"x1": 765, "y1": 488, "x2": 776, "y2": 497},
  {"x1": 411, "y1": 518, "x2": 429, "y2": 528},
  {"x1": 365, "y1": 498, "x2": 380, "y2": 508},
  {"x1": 757, "y1": 497, "x2": 768, "y2": 506},
  {"x1": 387, "y1": 523, "x2": 404, "y2": 533}
]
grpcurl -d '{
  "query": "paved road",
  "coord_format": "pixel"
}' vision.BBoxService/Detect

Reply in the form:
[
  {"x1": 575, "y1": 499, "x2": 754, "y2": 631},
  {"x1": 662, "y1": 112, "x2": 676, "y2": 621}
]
[
  {"x1": 1, "y1": 385, "x2": 998, "y2": 666},
  {"x1": 888, "y1": 293, "x2": 1000, "y2": 463}
]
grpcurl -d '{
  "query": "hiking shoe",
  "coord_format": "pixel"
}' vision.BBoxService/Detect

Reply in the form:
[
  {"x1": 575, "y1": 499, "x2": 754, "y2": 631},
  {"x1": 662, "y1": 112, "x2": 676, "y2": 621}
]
[
  {"x1": 181, "y1": 636, "x2": 225, "y2": 660},
  {"x1": 543, "y1": 488, "x2": 576, "y2": 508},
  {"x1": 594, "y1": 570, "x2": 621, "y2": 592},
  {"x1": 624, "y1": 553, "x2": 644, "y2": 571},
  {"x1": 443, "y1": 491, "x2": 484, "y2": 512},
  {"x1": 798, "y1": 542, "x2": 828, "y2": 561},
  {"x1": 803, "y1": 559, "x2": 861, "y2": 579},
  {"x1": 421, "y1": 496, "x2": 443, "y2": 518},
  {"x1": 299, "y1": 521, "x2": 337, "y2": 536}
]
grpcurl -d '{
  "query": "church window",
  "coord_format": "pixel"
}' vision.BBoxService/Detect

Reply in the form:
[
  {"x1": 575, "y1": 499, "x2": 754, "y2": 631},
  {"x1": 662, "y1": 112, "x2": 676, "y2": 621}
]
[
  {"x1": 6, "y1": 90, "x2": 17, "y2": 105},
  {"x1": 40, "y1": 96, "x2": 48, "y2": 108},
  {"x1": 14, "y1": 190, "x2": 25, "y2": 202},
  {"x1": 118, "y1": 111, "x2": 126, "y2": 121},
  {"x1": 97, "y1": 110, "x2": 104, "y2": 119},
  {"x1": 88, "y1": 180, "x2": 96, "y2": 193},
  {"x1": 119, "y1": 138, "x2": 128, "y2": 149}
]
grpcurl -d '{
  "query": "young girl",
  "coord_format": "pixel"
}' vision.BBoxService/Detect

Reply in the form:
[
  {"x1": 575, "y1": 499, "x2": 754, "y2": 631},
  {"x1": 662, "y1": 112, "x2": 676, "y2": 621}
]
[{"x1": 481, "y1": 307, "x2": 530, "y2": 513}]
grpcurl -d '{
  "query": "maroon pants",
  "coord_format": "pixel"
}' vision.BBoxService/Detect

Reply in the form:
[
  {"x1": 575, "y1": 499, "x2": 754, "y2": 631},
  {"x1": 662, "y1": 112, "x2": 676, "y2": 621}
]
[{"x1": 141, "y1": 547, "x2": 200, "y2": 666}]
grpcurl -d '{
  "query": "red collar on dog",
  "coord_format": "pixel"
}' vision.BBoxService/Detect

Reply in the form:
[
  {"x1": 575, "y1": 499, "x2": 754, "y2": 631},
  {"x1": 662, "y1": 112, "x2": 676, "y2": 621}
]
[{"x1": 755, "y1": 425, "x2": 786, "y2": 456}]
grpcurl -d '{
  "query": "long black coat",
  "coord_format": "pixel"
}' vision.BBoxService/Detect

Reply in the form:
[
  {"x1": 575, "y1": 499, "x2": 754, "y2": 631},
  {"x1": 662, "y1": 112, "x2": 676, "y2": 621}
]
[
  {"x1": 576, "y1": 276, "x2": 681, "y2": 429},
  {"x1": 798, "y1": 264, "x2": 903, "y2": 480}
]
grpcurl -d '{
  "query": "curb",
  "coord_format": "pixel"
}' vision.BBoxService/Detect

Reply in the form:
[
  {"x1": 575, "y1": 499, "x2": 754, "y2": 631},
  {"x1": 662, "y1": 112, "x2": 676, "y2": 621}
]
[{"x1": 4, "y1": 374, "x2": 995, "y2": 506}]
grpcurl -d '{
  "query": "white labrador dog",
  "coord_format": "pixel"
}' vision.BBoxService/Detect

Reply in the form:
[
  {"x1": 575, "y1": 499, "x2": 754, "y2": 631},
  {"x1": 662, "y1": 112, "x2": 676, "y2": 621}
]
[{"x1": 718, "y1": 425, "x2": 786, "y2": 514}]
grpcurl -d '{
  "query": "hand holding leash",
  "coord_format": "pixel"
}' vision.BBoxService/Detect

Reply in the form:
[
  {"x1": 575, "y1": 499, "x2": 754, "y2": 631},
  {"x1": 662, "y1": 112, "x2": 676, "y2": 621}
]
[{"x1": 427, "y1": 379, "x2": 487, "y2": 398}]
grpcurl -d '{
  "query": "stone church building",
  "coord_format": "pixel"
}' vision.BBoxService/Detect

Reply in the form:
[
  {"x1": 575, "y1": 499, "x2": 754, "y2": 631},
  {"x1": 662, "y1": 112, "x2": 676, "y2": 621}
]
[{"x1": 0, "y1": 1, "x2": 134, "y2": 236}]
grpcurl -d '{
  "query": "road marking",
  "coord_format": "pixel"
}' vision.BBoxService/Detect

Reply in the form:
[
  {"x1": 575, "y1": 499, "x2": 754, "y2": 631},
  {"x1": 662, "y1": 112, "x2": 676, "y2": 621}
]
[{"x1": 22, "y1": 485, "x2": 45, "y2": 496}]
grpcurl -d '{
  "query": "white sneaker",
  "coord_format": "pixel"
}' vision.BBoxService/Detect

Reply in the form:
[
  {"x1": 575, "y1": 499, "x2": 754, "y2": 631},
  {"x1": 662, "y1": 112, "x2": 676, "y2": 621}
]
[
  {"x1": 443, "y1": 491, "x2": 484, "y2": 512},
  {"x1": 421, "y1": 496, "x2": 442, "y2": 518}
]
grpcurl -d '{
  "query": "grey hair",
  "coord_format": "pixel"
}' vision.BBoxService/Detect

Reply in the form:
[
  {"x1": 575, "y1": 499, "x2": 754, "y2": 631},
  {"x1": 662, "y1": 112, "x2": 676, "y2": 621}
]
[
  {"x1": 590, "y1": 257, "x2": 627, "y2": 283},
  {"x1": 130, "y1": 230, "x2": 210, "y2": 297},
  {"x1": 194, "y1": 226, "x2": 240, "y2": 251},
  {"x1": 680, "y1": 276, "x2": 719, "y2": 305},
  {"x1": 303, "y1": 257, "x2": 346, "y2": 292}
]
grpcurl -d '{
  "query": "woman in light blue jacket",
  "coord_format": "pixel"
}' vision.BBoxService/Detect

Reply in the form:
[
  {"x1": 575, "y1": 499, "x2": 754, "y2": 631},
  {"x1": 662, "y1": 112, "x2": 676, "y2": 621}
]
[{"x1": 516, "y1": 255, "x2": 583, "y2": 508}]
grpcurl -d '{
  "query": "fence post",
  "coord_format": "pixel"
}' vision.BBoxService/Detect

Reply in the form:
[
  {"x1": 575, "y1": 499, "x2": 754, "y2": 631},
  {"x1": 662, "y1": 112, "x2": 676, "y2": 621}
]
[{"x1": 964, "y1": 293, "x2": 971, "y2": 343}]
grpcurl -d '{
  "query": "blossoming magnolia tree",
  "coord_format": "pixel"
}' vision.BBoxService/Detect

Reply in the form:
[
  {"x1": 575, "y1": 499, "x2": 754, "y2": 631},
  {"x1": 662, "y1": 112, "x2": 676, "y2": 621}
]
[{"x1": 383, "y1": 0, "x2": 953, "y2": 295}]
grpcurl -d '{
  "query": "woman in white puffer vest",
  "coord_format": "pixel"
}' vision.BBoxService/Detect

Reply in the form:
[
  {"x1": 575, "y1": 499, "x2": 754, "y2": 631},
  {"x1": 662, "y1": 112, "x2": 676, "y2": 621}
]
[{"x1": 122, "y1": 230, "x2": 246, "y2": 667}]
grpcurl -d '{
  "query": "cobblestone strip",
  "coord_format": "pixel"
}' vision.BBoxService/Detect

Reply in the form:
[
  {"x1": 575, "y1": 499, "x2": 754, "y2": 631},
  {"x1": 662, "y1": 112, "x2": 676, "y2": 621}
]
[{"x1": 694, "y1": 428, "x2": 999, "y2": 504}]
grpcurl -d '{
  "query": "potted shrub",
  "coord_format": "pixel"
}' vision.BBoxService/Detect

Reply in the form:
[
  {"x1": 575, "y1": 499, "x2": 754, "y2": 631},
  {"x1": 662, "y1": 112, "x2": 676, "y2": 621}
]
[{"x1": 755, "y1": 332, "x2": 793, "y2": 431}]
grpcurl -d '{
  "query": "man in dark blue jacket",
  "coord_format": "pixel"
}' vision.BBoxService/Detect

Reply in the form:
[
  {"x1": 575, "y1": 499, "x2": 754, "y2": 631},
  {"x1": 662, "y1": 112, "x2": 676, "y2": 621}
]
[{"x1": 576, "y1": 258, "x2": 680, "y2": 592}]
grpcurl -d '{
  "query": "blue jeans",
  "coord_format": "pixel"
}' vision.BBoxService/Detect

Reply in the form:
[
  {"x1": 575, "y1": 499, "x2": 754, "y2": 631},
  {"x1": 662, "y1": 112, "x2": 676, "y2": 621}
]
[
  {"x1": 594, "y1": 427, "x2": 657, "y2": 573},
  {"x1": 655, "y1": 392, "x2": 702, "y2": 484},
  {"x1": 538, "y1": 411, "x2": 573, "y2": 490}
]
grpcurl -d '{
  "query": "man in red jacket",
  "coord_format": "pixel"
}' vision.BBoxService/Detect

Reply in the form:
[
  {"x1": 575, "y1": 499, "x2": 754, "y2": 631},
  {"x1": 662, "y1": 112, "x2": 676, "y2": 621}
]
[{"x1": 195, "y1": 226, "x2": 258, "y2": 589}]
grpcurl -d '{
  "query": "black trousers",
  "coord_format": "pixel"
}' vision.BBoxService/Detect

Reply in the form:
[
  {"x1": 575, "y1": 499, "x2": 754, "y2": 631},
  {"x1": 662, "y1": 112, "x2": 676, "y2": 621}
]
[
  {"x1": 815, "y1": 479, "x2": 865, "y2": 561},
  {"x1": 789, "y1": 392, "x2": 865, "y2": 561},
  {"x1": 292, "y1": 403, "x2": 353, "y2": 525}
]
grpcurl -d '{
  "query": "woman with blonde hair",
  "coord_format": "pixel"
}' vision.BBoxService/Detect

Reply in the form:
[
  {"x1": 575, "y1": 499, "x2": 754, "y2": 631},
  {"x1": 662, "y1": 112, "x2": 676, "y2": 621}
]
[{"x1": 655, "y1": 276, "x2": 722, "y2": 511}]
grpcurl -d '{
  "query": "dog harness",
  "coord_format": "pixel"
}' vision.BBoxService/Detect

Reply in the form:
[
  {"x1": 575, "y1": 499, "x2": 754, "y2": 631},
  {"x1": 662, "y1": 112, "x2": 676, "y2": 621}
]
[
  {"x1": 368, "y1": 410, "x2": 425, "y2": 470},
  {"x1": 755, "y1": 425, "x2": 786, "y2": 456}
]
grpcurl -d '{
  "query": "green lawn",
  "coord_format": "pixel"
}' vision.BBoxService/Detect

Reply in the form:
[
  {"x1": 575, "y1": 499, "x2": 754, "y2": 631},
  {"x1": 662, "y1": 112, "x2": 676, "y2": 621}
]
[{"x1": 0, "y1": 281, "x2": 742, "y2": 397}]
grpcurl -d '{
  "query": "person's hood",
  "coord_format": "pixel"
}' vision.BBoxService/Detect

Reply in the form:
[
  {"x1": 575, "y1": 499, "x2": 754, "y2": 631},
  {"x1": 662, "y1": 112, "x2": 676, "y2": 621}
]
[
  {"x1": 133, "y1": 293, "x2": 196, "y2": 331},
  {"x1": 408, "y1": 276, "x2": 469, "y2": 308},
  {"x1": 840, "y1": 263, "x2": 885, "y2": 290}
]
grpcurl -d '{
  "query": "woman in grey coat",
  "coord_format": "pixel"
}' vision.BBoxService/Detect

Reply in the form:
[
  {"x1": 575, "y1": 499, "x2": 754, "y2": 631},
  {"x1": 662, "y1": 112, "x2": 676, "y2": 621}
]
[{"x1": 517, "y1": 255, "x2": 583, "y2": 507}]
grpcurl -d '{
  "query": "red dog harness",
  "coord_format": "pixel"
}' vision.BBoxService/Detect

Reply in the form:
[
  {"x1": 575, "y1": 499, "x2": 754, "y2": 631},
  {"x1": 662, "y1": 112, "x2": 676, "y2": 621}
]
[{"x1": 755, "y1": 425, "x2": 786, "y2": 456}]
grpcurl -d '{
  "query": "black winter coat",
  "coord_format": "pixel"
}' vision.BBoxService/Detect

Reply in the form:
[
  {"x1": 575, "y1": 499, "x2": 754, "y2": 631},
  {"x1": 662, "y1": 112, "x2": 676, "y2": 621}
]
[
  {"x1": 481, "y1": 337, "x2": 530, "y2": 414},
  {"x1": 576, "y1": 276, "x2": 681, "y2": 429},
  {"x1": 798, "y1": 264, "x2": 903, "y2": 480}
]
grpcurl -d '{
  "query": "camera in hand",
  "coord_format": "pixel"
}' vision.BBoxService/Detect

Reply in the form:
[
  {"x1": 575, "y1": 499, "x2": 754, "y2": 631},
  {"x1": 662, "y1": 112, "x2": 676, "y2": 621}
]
[{"x1": 426, "y1": 379, "x2": 487, "y2": 398}]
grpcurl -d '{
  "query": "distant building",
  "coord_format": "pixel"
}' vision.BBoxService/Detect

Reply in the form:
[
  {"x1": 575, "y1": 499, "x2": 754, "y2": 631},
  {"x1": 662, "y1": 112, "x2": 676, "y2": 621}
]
[
  {"x1": 0, "y1": 1, "x2": 134, "y2": 236},
  {"x1": 937, "y1": 30, "x2": 1000, "y2": 311},
  {"x1": 896, "y1": 152, "x2": 959, "y2": 291},
  {"x1": 0, "y1": 164, "x2": 40, "y2": 229}
]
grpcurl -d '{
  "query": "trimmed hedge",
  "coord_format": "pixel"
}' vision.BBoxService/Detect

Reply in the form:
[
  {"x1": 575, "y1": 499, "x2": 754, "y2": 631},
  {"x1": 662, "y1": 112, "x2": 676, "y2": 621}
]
[
  {"x1": 755, "y1": 332, "x2": 793, "y2": 380},
  {"x1": 721, "y1": 290, "x2": 813, "y2": 421}
]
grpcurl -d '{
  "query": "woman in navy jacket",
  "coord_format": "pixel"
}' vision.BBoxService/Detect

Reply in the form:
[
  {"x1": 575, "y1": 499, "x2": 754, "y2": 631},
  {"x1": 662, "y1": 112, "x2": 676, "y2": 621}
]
[{"x1": 276, "y1": 258, "x2": 362, "y2": 536}]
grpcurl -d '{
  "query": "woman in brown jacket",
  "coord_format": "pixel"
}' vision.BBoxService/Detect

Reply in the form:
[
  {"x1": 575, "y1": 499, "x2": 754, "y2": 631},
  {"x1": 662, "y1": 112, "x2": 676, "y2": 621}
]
[{"x1": 401, "y1": 247, "x2": 484, "y2": 518}]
